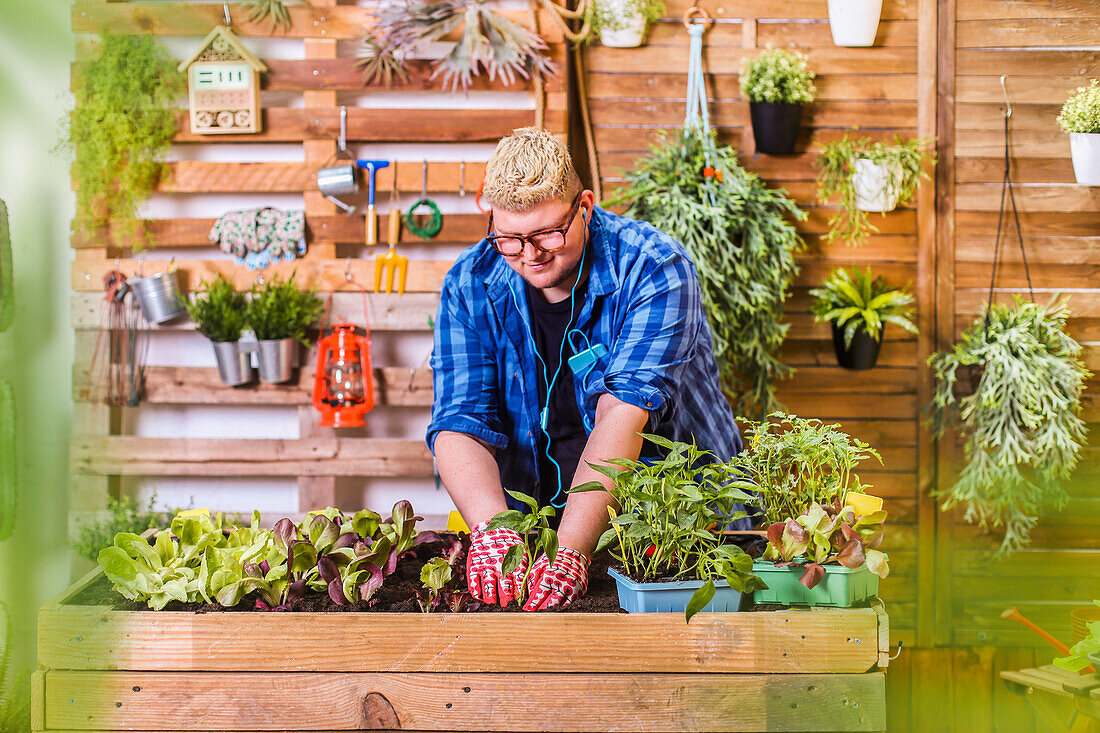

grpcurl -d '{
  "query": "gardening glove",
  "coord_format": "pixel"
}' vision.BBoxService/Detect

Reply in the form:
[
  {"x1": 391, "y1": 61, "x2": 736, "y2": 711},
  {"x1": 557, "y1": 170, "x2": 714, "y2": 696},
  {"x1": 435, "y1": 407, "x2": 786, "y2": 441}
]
[
  {"x1": 523, "y1": 547, "x2": 590, "y2": 611},
  {"x1": 466, "y1": 519, "x2": 528, "y2": 607}
]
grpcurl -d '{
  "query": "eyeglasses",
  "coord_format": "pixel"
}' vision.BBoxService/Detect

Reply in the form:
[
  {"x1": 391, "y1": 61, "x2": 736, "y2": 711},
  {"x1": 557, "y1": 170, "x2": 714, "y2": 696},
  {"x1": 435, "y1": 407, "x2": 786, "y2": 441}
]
[{"x1": 485, "y1": 194, "x2": 583, "y2": 257}]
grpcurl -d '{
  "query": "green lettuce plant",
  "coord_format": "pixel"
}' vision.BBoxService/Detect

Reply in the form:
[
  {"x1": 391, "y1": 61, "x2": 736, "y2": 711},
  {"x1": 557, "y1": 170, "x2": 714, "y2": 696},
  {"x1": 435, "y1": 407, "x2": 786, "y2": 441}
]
[
  {"x1": 810, "y1": 266, "x2": 918, "y2": 347},
  {"x1": 186, "y1": 275, "x2": 249, "y2": 343},
  {"x1": 1054, "y1": 600, "x2": 1100, "y2": 671},
  {"x1": 734, "y1": 413, "x2": 881, "y2": 525},
  {"x1": 740, "y1": 47, "x2": 816, "y2": 104},
  {"x1": 609, "y1": 127, "x2": 805, "y2": 419},
  {"x1": 485, "y1": 490, "x2": 559, "y2": 607},
  {"x1": 411, "y1": 532, "x2": 474, "y2": 612},
  {"x1": 929, "y1": 298, "x2": 1091, "y2": 555},
  {"x1": 245, "y1": 272, "x2": 324, "y2": 346},
  {"x1": 1057, "y1": 79, "x2": 1100, "y2": 134},
  {"x1": 573, "y1": 434, "x2": 765, "y2": 622}
]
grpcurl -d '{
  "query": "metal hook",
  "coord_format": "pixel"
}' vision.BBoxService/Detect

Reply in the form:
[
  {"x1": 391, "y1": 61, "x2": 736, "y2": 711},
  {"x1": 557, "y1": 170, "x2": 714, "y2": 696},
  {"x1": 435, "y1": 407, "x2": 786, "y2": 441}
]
[
  {"x1": 889, "y1": 640, "x2": 904, "y2": 661},
  {"x1": 223, "y1": 2, "x2": 232, "y2": 26},
  {"x1": 338, "y1": 106, "x2": 348, "y2": 153},
  {"x1": 345, "y1": 257, "x2": 352, "y2": 282},
  {"x1": 459, "y1": 161, "x2": 466, "y2": 197},
  {"x1": 255, "y1": 269, "x2": 265, "y2": 286},
  {"x1": 421, "y1": 160, "x2": 429, "y2": 199},
  {"x1": 1000, "y1": 75, "x2": 1012, "y2": 120}
]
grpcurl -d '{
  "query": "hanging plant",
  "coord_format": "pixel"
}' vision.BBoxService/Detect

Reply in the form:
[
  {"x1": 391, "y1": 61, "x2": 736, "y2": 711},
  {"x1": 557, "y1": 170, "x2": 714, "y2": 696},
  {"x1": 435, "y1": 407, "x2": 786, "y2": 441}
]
[
  {"x1": 244, "y1": 0, "x2": 310, "y2": 32},
  {"x1": 63, "y1": 32, "x2": 184, "y2": 247},
  {"x1": 928, "y1": 298, "x2": 1091, "y2": 556},
  {"x1": 608, "y1": 127, "x2": 806, "y2": 419},
  {"x1": 584, "y1": 0, "x2": 664, "y2": 48},
  {"x1": 357, "y1": 0, "x2": 555, "y2": 92}
]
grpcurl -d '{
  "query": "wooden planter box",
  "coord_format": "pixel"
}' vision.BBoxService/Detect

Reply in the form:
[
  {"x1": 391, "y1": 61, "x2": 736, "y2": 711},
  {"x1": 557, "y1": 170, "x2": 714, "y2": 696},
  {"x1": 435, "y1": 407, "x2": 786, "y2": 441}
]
[{"x1": 33, "y1": 569, "x2": 890, "y2": 732}]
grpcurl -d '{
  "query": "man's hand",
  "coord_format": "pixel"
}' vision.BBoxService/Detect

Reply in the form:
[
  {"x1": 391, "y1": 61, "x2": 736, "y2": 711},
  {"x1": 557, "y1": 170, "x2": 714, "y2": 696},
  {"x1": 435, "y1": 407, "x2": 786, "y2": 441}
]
[
  {"x1": 466, "y1": 519, "x2": 528, "y2": 606},
  {"x1": 522, "y1": 547, "x2": 590, "y2": 611}
]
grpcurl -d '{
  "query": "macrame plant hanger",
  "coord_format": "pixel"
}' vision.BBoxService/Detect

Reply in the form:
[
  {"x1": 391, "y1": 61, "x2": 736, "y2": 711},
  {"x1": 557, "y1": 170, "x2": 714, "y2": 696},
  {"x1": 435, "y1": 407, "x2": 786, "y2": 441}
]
[
  {"x1": 683, "y1": 7, "x2": 719, "y2": 204},
  {"x1": 983, "y1": 75, "x2": 1035, "y2": 340}
]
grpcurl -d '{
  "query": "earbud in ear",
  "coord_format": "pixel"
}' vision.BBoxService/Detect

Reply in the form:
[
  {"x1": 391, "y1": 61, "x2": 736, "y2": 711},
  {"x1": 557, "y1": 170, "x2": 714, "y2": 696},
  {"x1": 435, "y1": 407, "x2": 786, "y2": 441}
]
[{"x1": 582, "y1": 210, "x2": 588, "y2": 224}]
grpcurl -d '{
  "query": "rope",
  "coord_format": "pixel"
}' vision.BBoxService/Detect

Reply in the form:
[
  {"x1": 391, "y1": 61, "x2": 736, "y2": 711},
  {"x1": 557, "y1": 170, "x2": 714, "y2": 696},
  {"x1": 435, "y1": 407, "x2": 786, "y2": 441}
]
[
  {"x1": 527, "y1": 0, "x2": 547, "y2": 129},
  {"x1": 573, "y1": 43, "x2": 602, "y2": 202},
  {"x1": 683, "y1": 17, "x2": 718, "y2": 202}
]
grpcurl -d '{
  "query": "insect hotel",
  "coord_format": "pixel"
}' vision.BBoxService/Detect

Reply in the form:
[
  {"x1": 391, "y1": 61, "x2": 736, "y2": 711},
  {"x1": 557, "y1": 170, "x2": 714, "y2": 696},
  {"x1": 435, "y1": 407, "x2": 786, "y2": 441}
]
[{"x1": 178, "y1": 25, "x2": 266, "y2": 135}]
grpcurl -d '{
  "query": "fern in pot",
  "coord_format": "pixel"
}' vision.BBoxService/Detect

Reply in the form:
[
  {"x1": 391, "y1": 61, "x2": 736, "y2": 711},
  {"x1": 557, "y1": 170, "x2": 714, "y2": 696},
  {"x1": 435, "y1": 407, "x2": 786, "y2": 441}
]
[
  {"x1": 817, "y1": 130, "x2": 935, "y2": 246},
  {"x1": 740, "y1": 47, "x2": 816, "y2": 155},
  {"x1": 245, "y1": 272, "x2": 324, "y2": 384},
  {"x1": 186, "y1": 275, "x2": 253, "y2": 386},
  {"x1": 928, "y1": 297, "x2": 1091, "y2": 556},
  {"x1": 1057, "y1": 79, "x2": 1100, "y2": 186},
  {"x1": 810, "y1": 266, "x2": 918, "y2": 370},
  {"x1": 586, "y1": 0, "x2": 665, "y2": 48}
]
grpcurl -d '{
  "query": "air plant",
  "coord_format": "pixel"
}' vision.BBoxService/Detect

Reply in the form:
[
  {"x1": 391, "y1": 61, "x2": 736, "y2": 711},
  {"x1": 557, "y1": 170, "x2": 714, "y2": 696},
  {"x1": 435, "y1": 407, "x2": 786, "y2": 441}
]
[
  {"x1": 244, "y1": 0, "x2": 310, "y2": 33},
  {"x1": 358, "y1": 0, "x2": 556, "y2": 92}
]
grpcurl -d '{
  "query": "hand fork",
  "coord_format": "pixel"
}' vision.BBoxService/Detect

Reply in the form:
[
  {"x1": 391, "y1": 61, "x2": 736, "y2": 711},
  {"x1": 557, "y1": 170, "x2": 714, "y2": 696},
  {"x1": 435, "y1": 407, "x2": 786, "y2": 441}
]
[{"x1": 375, "y1": 207, "x2": 407, "y2": 294}]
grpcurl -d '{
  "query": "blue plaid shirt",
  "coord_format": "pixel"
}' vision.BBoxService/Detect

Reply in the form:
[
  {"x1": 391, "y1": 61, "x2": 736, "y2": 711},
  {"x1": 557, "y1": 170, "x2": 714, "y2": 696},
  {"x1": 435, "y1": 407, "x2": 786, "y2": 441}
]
[{"x1": 427, "y1": 206, "x2": 744, "y2": 518}]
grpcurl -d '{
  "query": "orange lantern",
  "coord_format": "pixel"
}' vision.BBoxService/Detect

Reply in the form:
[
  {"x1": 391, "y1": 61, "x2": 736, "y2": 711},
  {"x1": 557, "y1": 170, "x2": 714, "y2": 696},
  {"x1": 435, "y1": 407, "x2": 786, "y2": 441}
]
[{"x1": 312, "y1": 279, "x2": 374, "y2": 428}]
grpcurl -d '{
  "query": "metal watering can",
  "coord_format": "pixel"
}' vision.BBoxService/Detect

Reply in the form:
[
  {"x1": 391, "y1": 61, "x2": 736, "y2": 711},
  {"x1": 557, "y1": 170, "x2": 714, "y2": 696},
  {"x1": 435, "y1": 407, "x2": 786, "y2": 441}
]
[{"x1": 317, "y1": 106, "x2": 358, "y2": 213}]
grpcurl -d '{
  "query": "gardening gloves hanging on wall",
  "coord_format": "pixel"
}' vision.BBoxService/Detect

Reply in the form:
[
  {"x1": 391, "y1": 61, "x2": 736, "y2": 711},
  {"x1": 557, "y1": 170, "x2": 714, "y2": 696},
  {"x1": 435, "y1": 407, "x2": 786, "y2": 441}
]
[
  {"x1": 209, "y1": 207, "x2": 306, "y2": 270},
  {"x1": 466, "y1": 519, "x2": 528, "y2": 606},
  {"x1": 522, "y1": 547, "x2": 590, "y2": 611}
]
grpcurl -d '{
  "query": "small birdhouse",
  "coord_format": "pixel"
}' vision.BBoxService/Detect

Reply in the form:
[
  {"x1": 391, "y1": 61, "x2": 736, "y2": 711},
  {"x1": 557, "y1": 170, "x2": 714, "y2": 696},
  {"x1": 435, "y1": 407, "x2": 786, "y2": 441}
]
[{"x1": 178, "y1": 25, "x2": 268, "y2": 135}]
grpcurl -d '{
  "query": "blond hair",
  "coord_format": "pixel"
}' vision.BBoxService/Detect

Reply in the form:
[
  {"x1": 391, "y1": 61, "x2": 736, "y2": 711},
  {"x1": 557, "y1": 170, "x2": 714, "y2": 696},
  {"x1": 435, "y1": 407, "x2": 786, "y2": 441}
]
[{"x1": 481, "y1": 127, "x2": 582, "y2": 212}]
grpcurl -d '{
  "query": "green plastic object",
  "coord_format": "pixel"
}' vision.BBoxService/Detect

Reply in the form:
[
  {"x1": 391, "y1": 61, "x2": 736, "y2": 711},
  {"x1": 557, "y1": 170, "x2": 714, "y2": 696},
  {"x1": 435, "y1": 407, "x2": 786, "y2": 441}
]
[
  {"x1": 752, "y1": 560, "x2": 878, "y2": 607},
  {"x1": 0, "y1": 199, "x2": 12, "y2": 333}
]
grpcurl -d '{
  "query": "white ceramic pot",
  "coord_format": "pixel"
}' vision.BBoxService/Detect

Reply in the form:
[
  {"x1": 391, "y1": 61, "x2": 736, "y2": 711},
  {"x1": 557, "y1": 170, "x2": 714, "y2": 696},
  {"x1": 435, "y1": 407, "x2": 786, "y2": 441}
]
[
  {"x1": 1070, "y1": 132, "x2": 1100, "y2": 186},
  {"x1": 852, "y1": 158, "x2": 904, "y2": 213},
  {"x1": 597, "y1": 0, "x2": 647, "y2": 48},
  {"x1": 827, "y1": 0, "x2": 883, "y2": 47}
]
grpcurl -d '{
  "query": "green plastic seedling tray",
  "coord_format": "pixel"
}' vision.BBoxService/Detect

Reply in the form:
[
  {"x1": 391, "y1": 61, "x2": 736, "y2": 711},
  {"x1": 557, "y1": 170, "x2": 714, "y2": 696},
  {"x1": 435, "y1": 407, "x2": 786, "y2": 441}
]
[{"x1": 752, "y1": 560, "x2": 879, "y2": 607}]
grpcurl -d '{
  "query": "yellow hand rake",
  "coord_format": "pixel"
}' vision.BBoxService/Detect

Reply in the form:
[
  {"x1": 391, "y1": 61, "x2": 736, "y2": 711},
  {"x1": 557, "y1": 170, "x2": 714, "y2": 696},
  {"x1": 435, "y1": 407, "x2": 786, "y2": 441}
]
[{"x1": 375, "y1": 163, "x2": 407, "y2": 294}]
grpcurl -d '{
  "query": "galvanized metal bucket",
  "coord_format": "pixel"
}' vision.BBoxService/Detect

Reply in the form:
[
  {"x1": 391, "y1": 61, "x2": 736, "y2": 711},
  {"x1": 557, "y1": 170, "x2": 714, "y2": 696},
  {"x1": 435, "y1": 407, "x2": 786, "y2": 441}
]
[
  {"x1": 131, "y1": 271, "x2": 186, "y2": 324},
  {"x1": 211, "y1": 340, "x2": 254, "y2": 386},
  {"x1": 256, "y1": 337, "x2": 297, "y2": 384}
]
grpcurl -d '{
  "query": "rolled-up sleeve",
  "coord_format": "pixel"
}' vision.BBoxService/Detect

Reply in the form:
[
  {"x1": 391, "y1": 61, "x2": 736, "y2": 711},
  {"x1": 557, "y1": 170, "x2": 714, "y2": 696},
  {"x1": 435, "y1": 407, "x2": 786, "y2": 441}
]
[
  {"x1": 594, "y1": 252, "x2": 701, "y2": 426},
  {"x1": 426, "y1": 278, "x2": 508, "y2": 453}
]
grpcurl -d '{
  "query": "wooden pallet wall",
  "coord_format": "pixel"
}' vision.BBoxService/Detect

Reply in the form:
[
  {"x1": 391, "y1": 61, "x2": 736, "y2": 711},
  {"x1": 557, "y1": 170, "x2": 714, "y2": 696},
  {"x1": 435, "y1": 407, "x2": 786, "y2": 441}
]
[
  {"x1": 70, "y1": 0, "x2": 568, "y2": 536},
  {"x1": 585, "y1": 0, "x2": 935, "y2": 649}
]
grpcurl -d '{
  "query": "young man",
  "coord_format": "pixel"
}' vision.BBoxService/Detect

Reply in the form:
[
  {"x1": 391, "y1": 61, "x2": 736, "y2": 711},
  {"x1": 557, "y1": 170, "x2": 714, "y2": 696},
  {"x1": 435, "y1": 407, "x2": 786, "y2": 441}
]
[{"x1": 427, "y1": 128, "x2": 744, "y2": 612}]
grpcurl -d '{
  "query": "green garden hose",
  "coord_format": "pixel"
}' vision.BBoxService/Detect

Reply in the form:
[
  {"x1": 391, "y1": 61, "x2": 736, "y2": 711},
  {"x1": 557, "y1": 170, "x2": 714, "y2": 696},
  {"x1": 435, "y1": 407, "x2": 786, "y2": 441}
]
[{"x1": 404, "y1": 199, "x2": 443, "y2": 239}]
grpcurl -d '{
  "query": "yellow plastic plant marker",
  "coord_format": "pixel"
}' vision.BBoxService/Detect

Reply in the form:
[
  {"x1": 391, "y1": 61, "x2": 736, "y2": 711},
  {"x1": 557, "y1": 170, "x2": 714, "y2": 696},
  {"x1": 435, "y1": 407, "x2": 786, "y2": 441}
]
[
  {"x1": 845, "y1": 492, "x2": 883, "y2": 517},
  {"x1": 447, "y1": 510, "x2": 470, "y2": 534},
  {"x1": 177, "y1": 508, "x2": 211, "y2": 518}
]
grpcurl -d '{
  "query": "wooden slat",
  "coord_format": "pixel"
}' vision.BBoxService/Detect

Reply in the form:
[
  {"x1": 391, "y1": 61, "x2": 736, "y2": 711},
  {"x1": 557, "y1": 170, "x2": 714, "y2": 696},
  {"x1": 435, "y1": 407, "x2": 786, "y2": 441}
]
[
  {"x1": 954, "y1": 182, "x2": 1100, "y2": 212},
  {"x1": 43, "y1": 670, "x2": 886, "y2": 732},
  {"x1": 71, "y1": 437, "x2": 434, "y2": 478},
  {"x1": 957, "y1": 0, "x2": 1100, "y2": 20},
  {"x1": 956, "y1": 49, "x2": 1100, "y2": 77},
  {"x1": 586, "y1": 73, "x2": 919, "y2": 102},
  {"x1": 955, "y1": 156, "x2": 1075, "y2": 184},
  {"x1": 590, "y1": 99, "x2": 918, "y2": 129},
  {"x1": 956, "y1": 211, "x2": 1100, "y2": 239},
  {"x1": 585, "y1": 46, "x2": 918, "y2": 76},
  {"x1": 594, "y1": 126, "x2": 918, "y2": 155},
  {"x1": 259, "y1": 58, "x2": 561, "y2": 92},
  {"x1": 957, "y1": 19, "x2": 1100, "y2": 48},
  {"x1": 661, "y1": 0, "x2": 919, "y2": 20},
  {"x1": 956, "y1": 236, "x2": 1100, "y2": 265},
  {"x1": 956, "y1": 75, "x2": 1093, "y2": 105},
  {"x1": 955, "y1": 129, "x2": 1069, "y2": 158}
]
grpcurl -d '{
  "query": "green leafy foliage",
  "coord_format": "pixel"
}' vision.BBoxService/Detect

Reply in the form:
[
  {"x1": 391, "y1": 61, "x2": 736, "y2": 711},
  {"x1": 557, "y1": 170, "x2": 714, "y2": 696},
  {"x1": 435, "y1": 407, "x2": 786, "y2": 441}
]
[
  {"x1": 810, "y1": 266, "x2": 918, "y2": 347},
  {"x1": 734, "y1": 413, "x2": 881, "y2": 525},
  {"x1": 928, "y1": 298, "x2": 1091, "y2": 556},
  {"x1": 572, "y1": 434, "x2": 764, "y2": 622},
  {"x1": 609, "y1": 127, "x2": 805, "y2": 418},
  {"x1": 816, "y1": 130, "x2": 935, "y2": 247},
  {"x1": 739, "y1": 47, "x2": 816, "y2": 104},
  {"x1": 1057, "y1": 79, "x2": 1100, "y2": 134},
  {"x1": 245, "y1": 272, "x2": 324, "y2": 345},
  {"x1": 412, "y1": 531, "x2": 474, "y2": 612},
  {"x1": 585, "y1": 0, "x2": 665, "y2": 42},
  {"x1": 358, "y1": 0, "x2": 555, "y2": 92},
  {"x1": 186, "y1": 274, "x2": 249, "y2": 343},
  {"x1": 71, "y1": 492, "x2": 169, "y2": 562},
  {"x1": 763, "y1": 500, "x2": 890, "y2": 589},
  {"x1": 485, "y1": 490, "x2": 559, "y2": 607},
  {"x1": 1054, "y1": 600, "x2": 1100, "y2": 672},
  {"x1": 0, "y1": 603, "x2": 29, "y2": 733},
  {"x1": 63, "y1": 32, "x2": 183, "y2": 248},
  {"x1": 244, "y1": 0, "x2": 309, "y2": 32}
]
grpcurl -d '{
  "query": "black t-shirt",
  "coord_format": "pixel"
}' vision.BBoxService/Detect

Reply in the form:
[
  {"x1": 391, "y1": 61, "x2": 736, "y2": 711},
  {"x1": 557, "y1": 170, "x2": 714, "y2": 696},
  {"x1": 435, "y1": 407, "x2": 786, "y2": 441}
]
[{"x1": 524, "y1": 281, "x2": 589, "y2": 510}]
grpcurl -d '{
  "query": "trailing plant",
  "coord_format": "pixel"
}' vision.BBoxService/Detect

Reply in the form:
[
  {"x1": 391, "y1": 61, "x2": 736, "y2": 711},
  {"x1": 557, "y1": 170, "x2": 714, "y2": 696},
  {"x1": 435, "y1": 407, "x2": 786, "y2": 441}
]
[
  {"x1": 572, "y1": 434, "x2": 765, "y2": 622},
  {"x1": 609, "y1": 127, "x2": 805, "y2": 418},
  {"x1": 928, "y1": 297, "x2": 1090, "y2": 556},
  {"x1": 1057, "y1": 79, "x2": 1100, "y2": 134},
  {"x1": 816, "y1": 130, "x2": 935, "y2": 247},
  {"x1": 810, "y1": 266, "x2": 918, "y2": 347},
  {"x1": 739, "y1": 47, "x2": 816, "y2": 105},
  {"x1": 584, "y1": 0, "x2": 665, "y2": 43},
  {"x1": 186, "y1": 274, "x2": 249, "y2": 343},
  {"x1": 245, "y1": 271, "x2": 323, "y2": 346},
  {"x1": 244, "y1": 0, "x2": 309, "y2": 32},
  {"x1": 0, "y1": 603, "x2": 29, "y2": 733},
  {"x1": 72, "y1": 492, "x2": 168, "y2": 562},
  {"x1": 734, "y1": 413, "x2": 881, "y2": 526},
  {"x1": 358, "y1": 0, "x2": 555, "y2": 92},
  {"x1": 64, "y1": 32, "x2": 184, "y2": 248},
  {"x1": 762, "y1": 500, "x2": 890, "y2": 589},
  {"x1": 1054, "y1": 600, "x2": 1100, "y2": 672},
  {"x1": 485, "y1": 490, "x2": 559, "y2": 607}
]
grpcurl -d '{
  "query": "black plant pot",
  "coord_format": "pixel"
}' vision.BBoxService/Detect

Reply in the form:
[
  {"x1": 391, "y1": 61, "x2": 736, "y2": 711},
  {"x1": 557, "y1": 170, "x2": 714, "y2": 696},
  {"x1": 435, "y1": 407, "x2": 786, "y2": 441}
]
[
  {"x1": 749, "y1": 102, "x2": 803, "y2": 155},
  {"x1": 831, "y1": 321, "x2": 882, "y2": 370}
]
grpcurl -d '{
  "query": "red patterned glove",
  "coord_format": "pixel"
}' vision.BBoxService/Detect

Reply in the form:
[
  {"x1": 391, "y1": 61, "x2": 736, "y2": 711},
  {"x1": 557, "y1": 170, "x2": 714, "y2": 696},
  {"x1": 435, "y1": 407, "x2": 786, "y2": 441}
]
[
  {"x1": 522, "y1": 547, "x2": 590, "y2": 611},
  {"x1": 466, "y1": 519, "x2": 528, "y2": 606}
]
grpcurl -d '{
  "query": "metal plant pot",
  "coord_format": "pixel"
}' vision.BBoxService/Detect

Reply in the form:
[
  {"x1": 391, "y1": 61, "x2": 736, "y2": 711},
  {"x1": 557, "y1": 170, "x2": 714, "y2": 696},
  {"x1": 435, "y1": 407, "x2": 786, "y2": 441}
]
[
  {"x1": 130, "y1": 271, "x2": 186, "y2": 324},
  {"x1": 211, "y1": 340, "x2": 254, "y2": 387},
  {"x1": 256, "y1": 337, "x2": 297, "y2": 384}
]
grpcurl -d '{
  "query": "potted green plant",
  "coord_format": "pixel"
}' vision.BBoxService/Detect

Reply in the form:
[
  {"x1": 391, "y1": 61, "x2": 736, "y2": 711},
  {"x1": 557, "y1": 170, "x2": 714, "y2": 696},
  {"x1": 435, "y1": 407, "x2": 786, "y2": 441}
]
[
  {"x1": 586, "y1": 0, "x2": 665, "y2": 48},
  {"x1": 928, "y1": 297, "x2": 1091, "y2": 556},
  {"x1": 754, "y1": 499, "x2": 890, "y2": 607},
  {"x1": 244, "y1": 272, "x2": 323, "y2": 384},
  {"x1": 573, "y1": 435, "x2": 765, "y2": 622},
  {"x1": 740, "y1": 47, "x2": 816, "y2": 155},
  {"x1": 186, "y1": 274, "x2": 253, "y2": 386},
  {"x1": 1056, "y1": 79, "x2": 1100, "y2": 185},
  {"x1": 63, "y1": 32, "x2": 183, "y2": 249},
  {"x1": 810, "y1": 266, "x2": 918, "y2": 370},
  {"x1": 827, "y1": 0, "x2": 883, "y2": 47},
  {"x1": 1055, "y1": 600, "x2": 1100, "y2": 672},
  {"x1": 817, "y1": 130, "x2": 935, "y2": 246}
]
